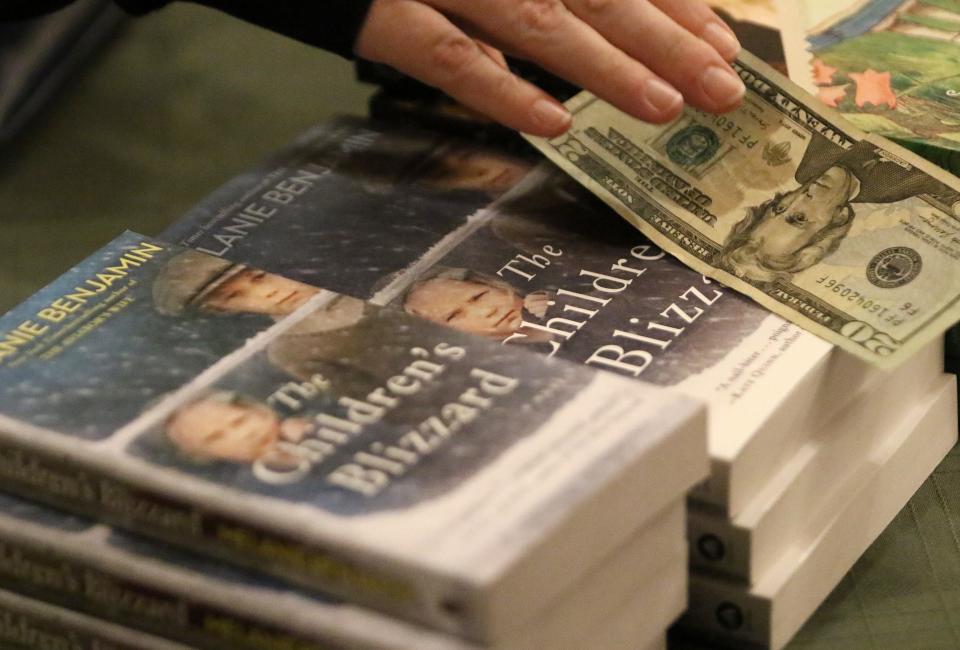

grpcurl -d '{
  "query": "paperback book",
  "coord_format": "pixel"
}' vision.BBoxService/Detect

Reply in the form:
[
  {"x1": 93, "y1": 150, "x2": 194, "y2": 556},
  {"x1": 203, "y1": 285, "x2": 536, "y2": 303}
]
[
  {"x1": 0, "y1": 231, "x2": 707, "y2": 642},
  {"x1": 0, "y1": 586, "x2": 190, "y2": 650},
  {"x1": 688, "y1": 335, "x2": 943, "y2": 581},
  {"x1": 0, "y1": 490, "x2": 684, "y2": 650},
  {"x1": 161, "y1": 117, "x2": 534, "y2": 302},
  {"x1": 681, "y1": 373, "x2": 957, "y2": 649},
  {"x1": 164, "y1": 139, "x2": 890, "y2": 515}
]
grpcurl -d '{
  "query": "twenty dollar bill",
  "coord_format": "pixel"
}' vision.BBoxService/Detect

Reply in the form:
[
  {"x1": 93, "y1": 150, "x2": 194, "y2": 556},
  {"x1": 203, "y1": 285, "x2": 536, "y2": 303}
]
[{"x1": 525, "y1": 51, "x2": 960, "y2": 368}]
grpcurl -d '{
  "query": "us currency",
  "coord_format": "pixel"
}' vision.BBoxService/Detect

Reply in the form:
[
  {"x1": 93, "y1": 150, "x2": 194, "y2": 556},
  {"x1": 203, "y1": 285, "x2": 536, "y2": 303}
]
[{"x1": 525, "y1": 51, "x2": 960, "y2": 368}]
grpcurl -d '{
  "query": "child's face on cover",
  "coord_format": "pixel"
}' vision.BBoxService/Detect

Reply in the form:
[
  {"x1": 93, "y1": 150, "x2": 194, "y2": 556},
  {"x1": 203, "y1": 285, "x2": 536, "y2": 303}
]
[
  {"x1": 405, "y1": 277, "x2": 524, "y2": 338},
  {"x1": 426, "y1": 150, "x2": 530, "y2": 193},
  {"x1": 167, "y1": 398, "x2": 281, "y2": 463},
  {"x1": 203, "y1": 270, "x2": 317, "y2": 316}
]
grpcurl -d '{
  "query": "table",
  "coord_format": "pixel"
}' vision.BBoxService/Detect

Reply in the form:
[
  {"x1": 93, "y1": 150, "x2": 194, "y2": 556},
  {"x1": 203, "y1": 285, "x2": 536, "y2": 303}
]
[{"x1": 2, "y1": 6, "x2": 958, "y2": 648}]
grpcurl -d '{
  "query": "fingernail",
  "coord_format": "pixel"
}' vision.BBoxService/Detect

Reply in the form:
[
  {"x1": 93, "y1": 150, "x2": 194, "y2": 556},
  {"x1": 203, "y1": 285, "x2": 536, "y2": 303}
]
[
  {"x1": 531, "y1": 98, "x2": 571, "y2": 133},
  {"x1": 700, "y1": 66, "x2": 745, "y2": 108},
  {"x1": 643, "y1": 78, "x2": 683, "y2": 116},
  {"x1": 703, "y1": 22, "x2": 741, "y2": 60}
]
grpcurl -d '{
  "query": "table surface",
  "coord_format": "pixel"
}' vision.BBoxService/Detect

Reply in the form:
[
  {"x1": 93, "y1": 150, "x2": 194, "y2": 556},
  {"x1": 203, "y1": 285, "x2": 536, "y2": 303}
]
[{"x1": 3, "y1": 6, "x2": 960, "y2": 649}]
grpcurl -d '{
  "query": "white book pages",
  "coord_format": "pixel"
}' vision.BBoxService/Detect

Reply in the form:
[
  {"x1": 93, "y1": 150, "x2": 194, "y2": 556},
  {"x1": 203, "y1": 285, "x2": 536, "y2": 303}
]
[
  {"x1": 681, "y1": 374, "x2": 958, "y2": 649},
  {"x1": 0, "y1": 494, "x2": 685, "y2": 650},
  {"x1": 689, "y1": 336, "x2": 943, "y2": 581}
]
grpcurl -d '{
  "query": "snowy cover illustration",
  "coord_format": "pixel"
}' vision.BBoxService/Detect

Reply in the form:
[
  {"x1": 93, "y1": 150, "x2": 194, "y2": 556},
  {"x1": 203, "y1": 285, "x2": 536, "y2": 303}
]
[
  {"x1": 161, "y1": 117, "x2": 534, "y2": 299},
  {"x1": 168, "y1": 142, "x2": 838, "y2": 509},
  {"x1": 0, "y1": 231, "x2": 706, "y2": 640},
  {"x1": 371, "y1": 169, "x2": 846, "y2": 509}
]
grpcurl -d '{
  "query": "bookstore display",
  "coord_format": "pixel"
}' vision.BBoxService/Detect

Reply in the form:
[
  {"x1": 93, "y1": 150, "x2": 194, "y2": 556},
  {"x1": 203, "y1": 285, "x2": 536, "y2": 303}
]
[
  {"x1": 1, "y1": 3, "x2": 960, "y2": 648},
  {"x1": 158, "y1": 112, "x2": 957, "y2": 648}
]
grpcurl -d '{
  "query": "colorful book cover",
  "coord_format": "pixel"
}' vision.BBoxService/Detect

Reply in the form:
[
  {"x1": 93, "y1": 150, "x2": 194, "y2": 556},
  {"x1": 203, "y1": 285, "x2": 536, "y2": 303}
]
[
  {"x1": 0, "y1": 231, "x2": 706, "y2": 641},
  {"x1": 778, "y1": 0, "x2": 960, "y2": 172}
]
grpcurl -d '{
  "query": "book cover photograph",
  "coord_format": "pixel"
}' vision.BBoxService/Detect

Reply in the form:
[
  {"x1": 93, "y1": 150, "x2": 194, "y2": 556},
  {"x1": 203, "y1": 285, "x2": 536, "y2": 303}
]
[
  {"x1": 0, "y1": 232, "x2": 306, "y2": 439},
  {"x1": 778, "y1": 0, "x2": 960, "y2": 164},
  {"x1": 163, "y1": 136, "x2": 870, "y2": 508},
  {"x1": 0, "y1": 230, "x2": 706, "y2": 640},
  {"x1": 161, "y1": 117, "x2": 534, "y2": 301},
  {"x1": 370, "y1": 169, "x2": 847, "y2": 505}
]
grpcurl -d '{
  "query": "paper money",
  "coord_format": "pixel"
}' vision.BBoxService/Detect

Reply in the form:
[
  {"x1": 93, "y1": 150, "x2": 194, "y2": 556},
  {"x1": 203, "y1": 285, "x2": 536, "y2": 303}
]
[{"x1": 525, "y1": 52, "x2": 960, "y2": 367}]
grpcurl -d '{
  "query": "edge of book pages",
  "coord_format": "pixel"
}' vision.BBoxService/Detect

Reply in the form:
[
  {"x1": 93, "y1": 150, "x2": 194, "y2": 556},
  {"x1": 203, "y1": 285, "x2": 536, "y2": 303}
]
[
  {"x1": 689, "y1": 334, "x2": 944, "y2": 581},
  {"x1": 0, "y1": 492, "x2": 686, "y2": 649},
  {"x1": 682, "y1": 373, "x2": 958, "y2": 648}
]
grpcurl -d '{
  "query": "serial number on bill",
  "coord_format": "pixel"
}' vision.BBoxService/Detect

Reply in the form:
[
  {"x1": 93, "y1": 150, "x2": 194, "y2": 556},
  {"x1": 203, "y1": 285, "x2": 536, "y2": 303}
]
[{"x1": 815, "y1": 276, "x2": 919, "y2": 327}]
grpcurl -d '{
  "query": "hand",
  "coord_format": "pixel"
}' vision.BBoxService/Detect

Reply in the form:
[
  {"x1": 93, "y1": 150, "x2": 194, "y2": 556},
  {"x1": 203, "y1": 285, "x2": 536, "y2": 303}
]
[{"x1": 355, "y1": 0, "x2": 745, "y2": 137}]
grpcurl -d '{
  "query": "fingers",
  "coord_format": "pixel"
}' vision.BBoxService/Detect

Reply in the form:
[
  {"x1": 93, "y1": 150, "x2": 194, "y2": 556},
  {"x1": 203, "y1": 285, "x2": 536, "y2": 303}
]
[
  {"x1": 648, "y1": 0, "x2": 740, "y2": 61},
  {"x1": 564, "y1": 0, "x2": 745, "y2": 113},
  {"x1": 436, "y1": 0, "x2": 687, "y2": 123},
  {"x1": 356, "y1": 0, "x2": 572, "y2": 136},
  {"x1": 356, "y1": 0, "x2": 746, "y2": 136}
]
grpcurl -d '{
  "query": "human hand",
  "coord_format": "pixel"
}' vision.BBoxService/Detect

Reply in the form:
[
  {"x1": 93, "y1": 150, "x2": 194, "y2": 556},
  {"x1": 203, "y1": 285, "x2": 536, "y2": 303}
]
[{"x1": 355, "y1": 0, "x2": 745, "y2": 137}]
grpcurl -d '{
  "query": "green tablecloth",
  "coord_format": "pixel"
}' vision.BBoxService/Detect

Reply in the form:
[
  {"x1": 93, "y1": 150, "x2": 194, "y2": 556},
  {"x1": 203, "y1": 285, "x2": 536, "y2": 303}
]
[
  {"x1": 0, "y1": 4, "x2": 372, "y2": 311},
  {"x1": 1, "y1": 6, "x2": 957, "y2": 648}
]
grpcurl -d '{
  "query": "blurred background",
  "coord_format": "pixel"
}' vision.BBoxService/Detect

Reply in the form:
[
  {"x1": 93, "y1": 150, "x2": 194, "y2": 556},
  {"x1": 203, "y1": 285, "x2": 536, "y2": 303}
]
[{"x1": 0, "y1": 2, "x2": 373, "y2": 312}]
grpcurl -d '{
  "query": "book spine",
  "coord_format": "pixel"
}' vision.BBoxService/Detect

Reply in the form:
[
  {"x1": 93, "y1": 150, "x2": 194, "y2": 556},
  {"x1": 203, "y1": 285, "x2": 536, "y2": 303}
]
[
  {"x1": 687, "y1": 509, "x2": 751, "y2": 582},
  {"x1": 0, "y1": 534, "x2": 340, "y2": 650},
  {"x1": 0, "y1": 586, "x2": 187, "y2": 650},
  {"x1": 679, "y1": 577, "x2": 771, "y2": 648},
  {"x1": 0, "y1": 440, "x2": 459, "y2": 640}
]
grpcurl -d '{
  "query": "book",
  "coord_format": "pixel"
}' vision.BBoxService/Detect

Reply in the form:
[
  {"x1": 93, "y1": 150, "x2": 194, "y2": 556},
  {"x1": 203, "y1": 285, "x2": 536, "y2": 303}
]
[
  {"x1": 164, "y1": 135, "x2": 894, "y2": 515},
  {"x1": 161, "y1": 117, "x2": 536, "y2": 304},
  {"x1": 0, "y1": 586, "x2": 190, "y2": 650},
  {"x1": 0, "y1": 491, "x2": 683, "y2": 650},
  {"x1": 679, "y1": 373, "x2": 958, "y2": 649},
  {"x1": 688, "y1": 335, "x2": 943, "y2": 581},
  {"x1": 776, "y1": 0, "x2": 960, "y2": 175},
  {"x1": 0, "y1": 230, "x2": 707, "y2": 642},
  {"x1": 587, "y1": 547, "x2": 688, "y2": 650}
]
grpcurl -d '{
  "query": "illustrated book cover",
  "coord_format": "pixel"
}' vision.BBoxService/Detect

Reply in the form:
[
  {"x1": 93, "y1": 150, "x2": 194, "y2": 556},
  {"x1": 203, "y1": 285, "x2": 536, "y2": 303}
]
[{"x1": 0, "y1": 230, "x2": 706, "y2": 642}]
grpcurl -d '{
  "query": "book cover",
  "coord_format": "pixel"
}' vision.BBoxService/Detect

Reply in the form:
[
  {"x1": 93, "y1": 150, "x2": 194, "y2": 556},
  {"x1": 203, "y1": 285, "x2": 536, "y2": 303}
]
[
  {"x1": 0, "y1": 231, "x2": 706, "y2": 642},
  {"x1": 777, "y1": 0, "x2": 960, "y2": 174},
  {"x1": 681, "y1": 373, "x2": 957, "y2": 649},
  {"x1": 160, "y1": 117, "x2": 534, "y2": 302},
  {"x1": 164, "y1": 132, "x2": 886, "y2": 514}
]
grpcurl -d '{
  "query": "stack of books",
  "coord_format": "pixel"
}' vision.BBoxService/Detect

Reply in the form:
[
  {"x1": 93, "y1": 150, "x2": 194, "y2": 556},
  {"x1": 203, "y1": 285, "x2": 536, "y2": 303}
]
[
  {"x1": 0, "y1": 121, "x2": 709, "y2": 647},
  {"x1": 1, "y1": 85, "x2": 956, "y2": 646},
  {"x1": 158, "y1": 117, "x2": 957, "y2": 649}
]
